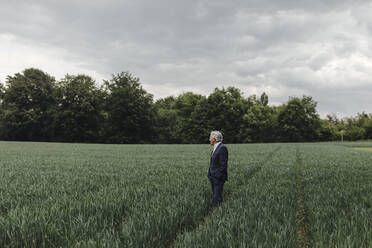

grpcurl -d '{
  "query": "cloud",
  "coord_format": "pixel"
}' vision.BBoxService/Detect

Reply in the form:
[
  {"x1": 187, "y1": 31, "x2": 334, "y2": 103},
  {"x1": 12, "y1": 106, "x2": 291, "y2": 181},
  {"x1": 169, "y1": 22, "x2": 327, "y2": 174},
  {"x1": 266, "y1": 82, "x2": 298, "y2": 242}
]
[
  {"x1": 0, "y1": 33, "x2": 106, "y2": 82},
  {"x1": 1, "y1": 0, "x2": 372, "y2": 117}
]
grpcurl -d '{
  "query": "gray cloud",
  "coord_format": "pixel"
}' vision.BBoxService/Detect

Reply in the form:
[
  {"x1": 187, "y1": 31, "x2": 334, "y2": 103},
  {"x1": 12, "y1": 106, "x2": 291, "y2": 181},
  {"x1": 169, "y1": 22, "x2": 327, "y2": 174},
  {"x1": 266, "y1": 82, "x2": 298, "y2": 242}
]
[{"x1": 1, "y1": 0, "x2": 372, "y2": 117}]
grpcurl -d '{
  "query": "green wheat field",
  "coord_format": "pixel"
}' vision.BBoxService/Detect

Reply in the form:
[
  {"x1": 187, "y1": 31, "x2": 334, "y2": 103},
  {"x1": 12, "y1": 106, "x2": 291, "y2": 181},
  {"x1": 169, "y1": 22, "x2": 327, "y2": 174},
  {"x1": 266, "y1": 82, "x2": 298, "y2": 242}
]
[{"x1": 0, "y1": 141, "x2": 371, "y2": 247}]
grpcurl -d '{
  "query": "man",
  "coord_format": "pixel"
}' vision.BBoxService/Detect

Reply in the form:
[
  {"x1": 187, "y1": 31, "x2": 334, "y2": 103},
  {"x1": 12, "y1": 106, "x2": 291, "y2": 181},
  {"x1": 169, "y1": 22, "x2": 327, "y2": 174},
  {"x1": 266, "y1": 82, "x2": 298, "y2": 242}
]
[{"x1": 208, "y1": 130, "x2": 228, "y2": 207}]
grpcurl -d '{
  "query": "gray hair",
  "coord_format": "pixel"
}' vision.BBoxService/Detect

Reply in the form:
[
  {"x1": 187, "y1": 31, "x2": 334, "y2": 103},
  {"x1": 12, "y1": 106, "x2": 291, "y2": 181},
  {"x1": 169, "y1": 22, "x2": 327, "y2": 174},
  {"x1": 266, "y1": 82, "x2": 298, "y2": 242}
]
[{"x1": 210, "y1": 131, "x2": 223, "y2": 142}]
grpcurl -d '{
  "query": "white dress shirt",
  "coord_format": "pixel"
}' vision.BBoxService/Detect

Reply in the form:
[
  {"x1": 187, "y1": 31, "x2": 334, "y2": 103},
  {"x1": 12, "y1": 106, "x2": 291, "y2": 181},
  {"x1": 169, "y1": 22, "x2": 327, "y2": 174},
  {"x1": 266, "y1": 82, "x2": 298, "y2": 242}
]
[{"x1": 212, "y1": 142, "x2": 221, "y2": 155}]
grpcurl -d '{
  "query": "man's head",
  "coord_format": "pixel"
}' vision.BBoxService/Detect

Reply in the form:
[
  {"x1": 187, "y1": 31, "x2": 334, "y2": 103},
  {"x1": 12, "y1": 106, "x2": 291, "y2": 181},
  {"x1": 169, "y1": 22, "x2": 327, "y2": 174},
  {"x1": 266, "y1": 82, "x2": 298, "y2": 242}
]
[{"x1": 209, "y1": 131, "x2": 223, "y2": 146}]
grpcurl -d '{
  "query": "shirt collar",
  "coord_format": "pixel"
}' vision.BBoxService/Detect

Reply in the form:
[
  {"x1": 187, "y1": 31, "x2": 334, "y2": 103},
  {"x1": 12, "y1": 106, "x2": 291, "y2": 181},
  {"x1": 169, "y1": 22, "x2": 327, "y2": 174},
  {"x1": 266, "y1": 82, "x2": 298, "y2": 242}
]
[{"x1": 213, "y1": 142, "x2": 221, "y2": 151}]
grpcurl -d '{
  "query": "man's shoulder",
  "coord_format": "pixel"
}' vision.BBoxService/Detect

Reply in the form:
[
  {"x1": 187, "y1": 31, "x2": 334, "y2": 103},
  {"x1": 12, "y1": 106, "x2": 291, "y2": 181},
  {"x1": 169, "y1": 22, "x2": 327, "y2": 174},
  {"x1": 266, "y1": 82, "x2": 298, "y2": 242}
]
[{"x1": 219, "y1": 143, "x2": 228, "y2": 151}]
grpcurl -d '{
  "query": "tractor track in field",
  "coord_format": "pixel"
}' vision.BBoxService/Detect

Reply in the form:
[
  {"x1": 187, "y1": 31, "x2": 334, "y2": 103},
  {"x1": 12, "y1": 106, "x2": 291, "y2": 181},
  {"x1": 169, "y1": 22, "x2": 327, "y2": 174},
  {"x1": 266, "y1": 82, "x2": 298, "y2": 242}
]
[
  {"x1": 295, "y1": 148, "x2": 312, "y2": 248},
  {"x1": 166, "y1": 146, "x2": 282, "y2": 248},
  {"x1": 230, "y1": 145, "x2": 281, "y2": 191}
]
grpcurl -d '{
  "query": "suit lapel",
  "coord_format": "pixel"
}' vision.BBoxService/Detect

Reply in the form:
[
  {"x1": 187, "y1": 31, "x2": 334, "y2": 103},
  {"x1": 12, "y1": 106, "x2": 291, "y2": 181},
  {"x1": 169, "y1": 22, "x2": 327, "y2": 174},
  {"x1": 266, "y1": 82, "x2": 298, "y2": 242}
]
[{"x1": 211, "y1": 143, "x2": 222, "y2": 158}]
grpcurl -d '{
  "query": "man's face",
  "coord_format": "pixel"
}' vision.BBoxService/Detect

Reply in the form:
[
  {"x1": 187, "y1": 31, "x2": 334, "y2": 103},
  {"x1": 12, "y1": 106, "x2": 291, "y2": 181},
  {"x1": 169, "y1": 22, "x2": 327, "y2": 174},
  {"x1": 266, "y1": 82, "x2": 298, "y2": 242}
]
[{"x1": 209, "y1": 136, "x2": 216, "y2": 146}]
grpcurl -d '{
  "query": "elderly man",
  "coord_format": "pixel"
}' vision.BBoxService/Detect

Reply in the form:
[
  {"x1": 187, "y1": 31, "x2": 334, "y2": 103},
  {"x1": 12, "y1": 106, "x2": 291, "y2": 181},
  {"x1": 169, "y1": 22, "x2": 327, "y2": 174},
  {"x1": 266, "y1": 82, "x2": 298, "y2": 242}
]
[{"x1": 208, "y1": 130, "x2": 228, "y2": 207}]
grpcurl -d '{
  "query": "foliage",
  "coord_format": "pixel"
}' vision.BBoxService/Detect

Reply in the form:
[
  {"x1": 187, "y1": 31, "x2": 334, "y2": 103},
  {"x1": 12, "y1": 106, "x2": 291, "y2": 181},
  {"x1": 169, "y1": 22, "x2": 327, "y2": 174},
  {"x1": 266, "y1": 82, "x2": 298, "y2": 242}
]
[
  {"x1": 344, "y1": 125, "x2": 366, "y2": 141},
  {"x1": 278, "y1": 96, "x2": 321, "y2": 142},
  {"x1": 54, "y1": 74, "x2": 104, "y2": 142},
  {"x1": 0, "y1": 68, "x2": 57, "y2": 141},
  {"x1": 319, "y1": 119, "x2": 339, "y2": 141},
  {"x1": 204, "y1": 87, "x2": 248, "y2": 143},
  {"x1": 153, "y1": 93, "x2": 206, "y2": 143},
  {"x1": 363, "y1": 118, "x2": 372, "y2": 139},
  {"x1": 102, "y1": 72, "x2": 154, "y2": 143},
  {"x1": 260, "y1": 91, "x2": 268, "y2": 106},
  {"x1": 240, "y1": 93, "x2": 275, "y2": 142},
  {"x1": 0, "y1": 68, "x2": 371, "y2": 143},
  {"x1": 153, "y1": 96, "x2": 179, "y2": 143}
]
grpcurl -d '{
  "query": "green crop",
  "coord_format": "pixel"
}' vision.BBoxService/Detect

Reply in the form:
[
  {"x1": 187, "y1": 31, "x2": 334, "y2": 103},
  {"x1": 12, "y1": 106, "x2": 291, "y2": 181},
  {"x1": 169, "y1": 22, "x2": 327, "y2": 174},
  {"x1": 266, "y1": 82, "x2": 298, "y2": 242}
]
[
  {"x1": 299, "y1": 143, "x2": 372, "y2": 247},
  {"x1": 0, "y1": 141, "x2": 371, "y2": 247}
]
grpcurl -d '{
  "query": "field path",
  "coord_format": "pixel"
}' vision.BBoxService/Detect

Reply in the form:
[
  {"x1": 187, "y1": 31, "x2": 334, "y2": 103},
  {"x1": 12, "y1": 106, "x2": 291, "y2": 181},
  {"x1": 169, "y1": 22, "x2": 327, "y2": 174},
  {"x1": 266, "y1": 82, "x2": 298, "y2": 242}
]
[{"x1": 295, "y1": 148, "x2": 312, "y2": 248}]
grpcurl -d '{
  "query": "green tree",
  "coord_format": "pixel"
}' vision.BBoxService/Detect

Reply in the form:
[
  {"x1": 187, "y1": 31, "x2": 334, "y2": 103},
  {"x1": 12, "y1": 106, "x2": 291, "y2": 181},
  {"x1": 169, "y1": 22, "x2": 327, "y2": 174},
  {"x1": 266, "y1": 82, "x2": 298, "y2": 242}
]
[
  {"x1": 362, "y1": 118, "x2": 372, "y2": 139},
  {"x1": 188, "y1": 97, "x2": 211, "y2": 143},
  {"x1": 260, "y1": 92, "x2": 269, "y2": 106},
  {"x1": 319, "y1": 119, "x2": 339, "y2": 141},
  {"x1": 278, "y1": 96, "x2": 321, "y2": 142},
  {"x1": 54, "y1": 74, "x2": 104, "y2": 142},
  {"x1": 240, "y1": 94, "x2": 274, "y2": 143},
  {"x1": 337, "y1": 113, "x2": 370, "y2": 141},
  {"x1": 344, "y1": 125, "x2": 365, "y2": 141},
  {"x1": 1, "y1": 68, "x2": 56, "y2": 141},
  {"x1": 154, "y1": 93, "x2": 206, "y2": 143},
  {"x1": 354, "y1": 112, "x2": 372, "y2": 139},
  {"x1": 204, "y1": 87, "x2": 248, "y2": 143},
  {"x1": 0, "y1": 82, "x2": 4, "y2": 138},
  {"x1": 173, "y1": 92, "x2": 206, "y2": 143},
  {"x1": 0, "y1": 82, "x2": 4, "y2": 101},
  {"x1": 153, "y1": 96, "x2": 179, "y2": 143},
  {"x1": 103, "y1": 72, "x2": 154, "y2": 143}
]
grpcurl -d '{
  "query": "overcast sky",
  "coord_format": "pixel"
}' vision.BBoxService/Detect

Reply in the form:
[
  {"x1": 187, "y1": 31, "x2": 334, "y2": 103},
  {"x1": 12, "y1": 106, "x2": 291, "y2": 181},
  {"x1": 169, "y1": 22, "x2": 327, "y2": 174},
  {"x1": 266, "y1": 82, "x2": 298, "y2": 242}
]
[{"x1": 1, "y1": 0, "x2": 372, "y2": 117}]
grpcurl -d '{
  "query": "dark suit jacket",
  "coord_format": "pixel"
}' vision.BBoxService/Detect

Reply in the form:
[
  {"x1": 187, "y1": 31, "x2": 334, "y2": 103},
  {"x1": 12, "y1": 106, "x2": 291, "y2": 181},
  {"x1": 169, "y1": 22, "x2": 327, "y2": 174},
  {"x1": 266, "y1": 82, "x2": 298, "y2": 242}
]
[{"x1": 208, "y1": 143, "x2": 228, "y2": 181}]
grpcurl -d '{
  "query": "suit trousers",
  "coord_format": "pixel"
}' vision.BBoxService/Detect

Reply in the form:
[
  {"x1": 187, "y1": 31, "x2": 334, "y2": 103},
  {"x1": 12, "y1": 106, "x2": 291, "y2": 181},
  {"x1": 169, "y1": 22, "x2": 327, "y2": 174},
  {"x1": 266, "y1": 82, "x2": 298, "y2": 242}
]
[{"x1": 209, "y1": 177, "x2": 225, "y2": 207}]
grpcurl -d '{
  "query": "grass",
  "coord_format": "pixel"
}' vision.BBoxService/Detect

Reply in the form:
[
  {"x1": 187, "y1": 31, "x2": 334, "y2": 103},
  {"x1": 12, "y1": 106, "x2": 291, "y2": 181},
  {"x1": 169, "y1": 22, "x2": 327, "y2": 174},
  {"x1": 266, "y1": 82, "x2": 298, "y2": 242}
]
[
  {"x1": 354, "y1": 147, "x2": 372, "y2": 152},
  {"x1": 0, "y1": 141, "x2": 371, "y2": 247}
]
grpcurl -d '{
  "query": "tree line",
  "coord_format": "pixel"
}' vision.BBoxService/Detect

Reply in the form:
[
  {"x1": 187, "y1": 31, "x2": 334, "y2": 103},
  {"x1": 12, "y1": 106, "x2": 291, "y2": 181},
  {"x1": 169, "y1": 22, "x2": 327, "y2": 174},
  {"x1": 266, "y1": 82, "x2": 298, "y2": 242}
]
[{"x1": 0, "y1": 68, "x2": 371, "y2": 143}]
